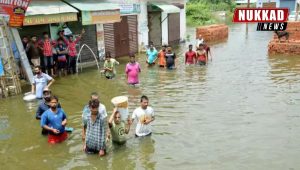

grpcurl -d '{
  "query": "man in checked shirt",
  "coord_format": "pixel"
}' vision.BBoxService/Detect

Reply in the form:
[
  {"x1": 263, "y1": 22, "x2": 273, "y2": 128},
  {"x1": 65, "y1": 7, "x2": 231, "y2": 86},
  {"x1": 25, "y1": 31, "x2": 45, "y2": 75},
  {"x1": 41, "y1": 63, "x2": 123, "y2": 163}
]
[{"x1": 82, "y1": 99, "x2": 107, "y2": 156}]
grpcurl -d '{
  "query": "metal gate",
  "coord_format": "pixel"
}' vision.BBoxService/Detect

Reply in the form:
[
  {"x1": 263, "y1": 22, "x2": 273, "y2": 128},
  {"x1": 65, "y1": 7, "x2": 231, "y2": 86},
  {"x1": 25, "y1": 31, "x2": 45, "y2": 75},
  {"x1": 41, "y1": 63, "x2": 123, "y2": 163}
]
[
  {"x1": 104, "y1": 15, "x2": 138, "y2": 58},
  {"x1": 103, "y1": 23, "x2": 116, "y2": 57},
  {"x1": 148, "y1": 12, "x2": 162, "y2": 47},
  {"x1": 67, "y1": 22, "x2": 98, "y2": 62},
  {"x1": 127, "y1": 15, "x2": 138, "y2": 55},
  {"x1": 168, "y1": 13, "x2": 180, "y2": 45},
  {"x1": 114, "y1": 16, "x2": 130, "y2": 57}
]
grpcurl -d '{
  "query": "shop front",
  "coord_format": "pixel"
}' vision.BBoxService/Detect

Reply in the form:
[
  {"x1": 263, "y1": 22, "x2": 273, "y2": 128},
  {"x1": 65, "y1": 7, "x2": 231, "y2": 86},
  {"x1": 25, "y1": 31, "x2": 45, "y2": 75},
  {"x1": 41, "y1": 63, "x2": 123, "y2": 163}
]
[
  {"x1": 64, "y1": 0, "x2": 121, "y2": 61},
  {"x1": 103, "y1": 2, "x2": 140, "y2": 58},
  {"x1": 147, "y1": 2, "x2": 181, "y2": 46},
  {"x1": 20, "y1": 0, "x2": 78, "y2": 40}
]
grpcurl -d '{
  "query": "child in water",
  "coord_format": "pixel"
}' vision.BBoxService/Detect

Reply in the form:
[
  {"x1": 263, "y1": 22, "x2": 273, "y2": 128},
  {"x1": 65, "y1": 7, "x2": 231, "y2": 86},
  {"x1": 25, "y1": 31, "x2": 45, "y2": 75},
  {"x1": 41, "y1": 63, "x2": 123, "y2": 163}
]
[{"x1": 108, "y1": 109, "x2": 131, "y2": 144}]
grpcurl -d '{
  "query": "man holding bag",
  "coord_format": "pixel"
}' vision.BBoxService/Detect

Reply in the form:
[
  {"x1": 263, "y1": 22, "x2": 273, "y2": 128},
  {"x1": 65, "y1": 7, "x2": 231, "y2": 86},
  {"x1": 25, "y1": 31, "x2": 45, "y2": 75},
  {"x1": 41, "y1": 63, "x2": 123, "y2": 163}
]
[{"x1": 131, "y1": 95, "x2": 155, "y2": 137}]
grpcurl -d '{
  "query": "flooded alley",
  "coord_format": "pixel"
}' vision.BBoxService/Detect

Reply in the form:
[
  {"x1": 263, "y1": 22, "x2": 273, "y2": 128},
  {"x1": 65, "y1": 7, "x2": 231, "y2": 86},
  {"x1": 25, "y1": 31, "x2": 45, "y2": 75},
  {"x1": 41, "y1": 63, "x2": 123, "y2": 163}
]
[{"x1": 1, "y1": 23, "x2": 300, "y2": 170}]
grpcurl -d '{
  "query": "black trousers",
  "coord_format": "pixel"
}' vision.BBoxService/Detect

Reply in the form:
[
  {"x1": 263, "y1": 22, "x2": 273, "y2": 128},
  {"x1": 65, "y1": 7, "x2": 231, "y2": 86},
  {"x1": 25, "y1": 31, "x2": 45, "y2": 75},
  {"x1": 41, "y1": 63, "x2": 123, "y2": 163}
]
[{"x1": 68, "y1": 57, "x2": 77, "y2": 74}]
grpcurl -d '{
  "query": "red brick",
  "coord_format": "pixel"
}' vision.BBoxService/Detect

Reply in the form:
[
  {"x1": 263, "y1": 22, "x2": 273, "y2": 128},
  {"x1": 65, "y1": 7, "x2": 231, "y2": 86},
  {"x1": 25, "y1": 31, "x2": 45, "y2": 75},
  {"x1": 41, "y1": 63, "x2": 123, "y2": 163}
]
[{"x1": 196, "y1": 24, "x2": 228, "y2": 42}]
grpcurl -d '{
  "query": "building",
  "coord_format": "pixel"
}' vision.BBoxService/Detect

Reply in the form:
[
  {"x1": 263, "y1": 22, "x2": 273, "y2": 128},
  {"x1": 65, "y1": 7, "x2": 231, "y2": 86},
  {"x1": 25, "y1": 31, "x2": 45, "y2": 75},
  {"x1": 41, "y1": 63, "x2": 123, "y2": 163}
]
[
  {"x1": 20, "y1": 0, "x2": 187, "y2": 60},
  {"x1": 103, "y1": 0, "x2": 187, "y2": 57},
  {"x1": 278, "y1": 0, "x2": 297, "y2": 12},
  {"x1": 235, "y1": 0, "x2": 257, "y2": 5},
  {"x1": 256, "y1": 0, "x2": 279, "y2": 7}
]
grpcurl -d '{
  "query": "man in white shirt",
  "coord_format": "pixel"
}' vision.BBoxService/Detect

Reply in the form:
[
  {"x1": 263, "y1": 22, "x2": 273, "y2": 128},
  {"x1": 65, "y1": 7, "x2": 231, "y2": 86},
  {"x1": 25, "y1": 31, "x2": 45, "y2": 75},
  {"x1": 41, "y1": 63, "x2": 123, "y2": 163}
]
[
  {"x1": 196, "y1": 34, "x2": 204, "y2": 49},
  {"x1": 131, "y1": 95, "x2": 155, "y2": 137}
]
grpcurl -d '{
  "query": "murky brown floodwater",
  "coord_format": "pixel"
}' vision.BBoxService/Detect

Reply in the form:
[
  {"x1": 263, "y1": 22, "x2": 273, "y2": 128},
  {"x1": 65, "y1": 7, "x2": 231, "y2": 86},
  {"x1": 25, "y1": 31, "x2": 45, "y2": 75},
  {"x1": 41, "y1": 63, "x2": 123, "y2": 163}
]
[{"x1": 1, "y1": 23, "x2": 300, "y2": 170}]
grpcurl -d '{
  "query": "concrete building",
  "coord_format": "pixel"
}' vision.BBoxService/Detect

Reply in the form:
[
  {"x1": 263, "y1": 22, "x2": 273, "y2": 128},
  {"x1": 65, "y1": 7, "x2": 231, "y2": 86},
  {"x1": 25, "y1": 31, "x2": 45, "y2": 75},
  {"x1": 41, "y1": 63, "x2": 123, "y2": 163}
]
[
  {"x1": 256, "y1": 0, "x2": 279, "y2": 8},
  {"x1": 20, "y1": 0, "x2": 187, "y2": 60},
  {"x1": 278, "y1": 0, "x2": 297, "y2": 12}
]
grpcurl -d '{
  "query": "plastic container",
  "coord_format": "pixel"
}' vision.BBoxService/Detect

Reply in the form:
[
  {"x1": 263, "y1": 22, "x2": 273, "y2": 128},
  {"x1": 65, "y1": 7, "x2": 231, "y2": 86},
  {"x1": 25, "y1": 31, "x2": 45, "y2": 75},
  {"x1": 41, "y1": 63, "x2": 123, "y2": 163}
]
[
  {"x1": 23, "y1": 92, "x2": 36, "y2": 101},
  {"x1": 111, "y1": 96, "x2": 129, "y2": 121}
]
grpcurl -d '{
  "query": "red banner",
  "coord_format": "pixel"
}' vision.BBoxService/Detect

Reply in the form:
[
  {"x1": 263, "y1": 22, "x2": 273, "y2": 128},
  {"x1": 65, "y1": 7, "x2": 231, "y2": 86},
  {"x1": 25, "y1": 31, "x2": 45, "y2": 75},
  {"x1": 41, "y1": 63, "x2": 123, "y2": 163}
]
[
  {"x1": 0, "y1": 0, "x2": 31, "y2": 27},
  {"x1": 232, "y1": 8, "x2": 289, "y2": 23}
]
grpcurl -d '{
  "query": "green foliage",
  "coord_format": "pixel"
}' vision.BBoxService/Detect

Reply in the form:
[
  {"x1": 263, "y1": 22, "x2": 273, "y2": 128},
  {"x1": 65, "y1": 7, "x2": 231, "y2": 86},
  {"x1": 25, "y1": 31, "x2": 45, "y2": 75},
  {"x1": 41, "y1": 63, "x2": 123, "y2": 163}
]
[{"x1": 186, "y1": 0, "x2": 236, "y2": 26}]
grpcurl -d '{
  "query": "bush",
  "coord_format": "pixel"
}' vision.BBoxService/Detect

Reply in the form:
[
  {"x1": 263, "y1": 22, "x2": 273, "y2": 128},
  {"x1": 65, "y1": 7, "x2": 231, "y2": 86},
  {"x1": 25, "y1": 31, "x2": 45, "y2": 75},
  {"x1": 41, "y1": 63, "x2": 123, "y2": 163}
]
[{"x1": 186, "y1": 0, "x2": 236, "y2": 26}]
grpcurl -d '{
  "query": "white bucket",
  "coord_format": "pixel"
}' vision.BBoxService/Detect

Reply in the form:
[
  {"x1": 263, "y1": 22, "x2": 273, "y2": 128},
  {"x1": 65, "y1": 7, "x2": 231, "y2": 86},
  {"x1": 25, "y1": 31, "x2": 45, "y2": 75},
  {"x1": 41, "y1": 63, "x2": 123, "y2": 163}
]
[
  {"x1": 111, "y1": 96, "x2": 129, "y2": 121},
  {"x1": 23, "y1": 92, "x2": 36, "y2": 101}
]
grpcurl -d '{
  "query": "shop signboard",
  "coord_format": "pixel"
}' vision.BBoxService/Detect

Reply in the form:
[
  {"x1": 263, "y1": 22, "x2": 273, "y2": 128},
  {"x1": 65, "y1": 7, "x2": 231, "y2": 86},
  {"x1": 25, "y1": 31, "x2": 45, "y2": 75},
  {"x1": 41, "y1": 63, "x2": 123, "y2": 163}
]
[
  {"x1": 82, "y1": 10, "x2": 120, "y2": 25},
  {"x1": 0, "y1": 0, "x2": 31, "y2": 27}
]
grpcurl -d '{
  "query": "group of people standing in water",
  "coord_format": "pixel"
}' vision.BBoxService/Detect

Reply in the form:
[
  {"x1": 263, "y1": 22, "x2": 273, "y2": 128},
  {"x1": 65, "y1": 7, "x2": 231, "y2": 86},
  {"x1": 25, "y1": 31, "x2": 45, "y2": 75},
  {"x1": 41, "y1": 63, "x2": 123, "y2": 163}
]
[
  {"x1": 102, "y1": 35, "x2": 212, "y2": 87},
  {"x1": 30, "y1": 35, "x2": 212, "y2": 157},
  {"x1": 34, "y1": 87, "x2": 154, "y2": 156}
]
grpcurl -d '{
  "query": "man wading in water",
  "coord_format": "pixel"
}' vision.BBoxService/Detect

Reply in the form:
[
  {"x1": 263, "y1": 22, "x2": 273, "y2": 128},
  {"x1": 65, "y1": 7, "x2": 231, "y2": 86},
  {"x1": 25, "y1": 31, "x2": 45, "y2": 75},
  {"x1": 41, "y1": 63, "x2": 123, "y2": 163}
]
[
  {"x1": 131, "y1": 95, "x2": 155, "y2": 137},
  {"x1": 82, "y1": 99, "x2": 106, "y2": 156},
  {"x1": 185, "y1": 44, "x2": 197, "y2": 65},
  {"x1": 36, "y1": 88, "x2": 62, "y2": 135},
  {"x1": 165, "y1": 47, "x2": 177, "y2": 70},
  {"x1": 31, "y1": 66, "x2": 55, "y2": 99},
  {"x1": 146, "y1": 44, "x2": 158, "y2": 67},
  {"x1": 103, "y1": 54, "x2": 114, "y2": 79},
  {"x1": 41, "y1": 96, "x2": 68, "y2": 144},
  {"x1": 125, "y1": 54, "x2": 141, "y2": 86}
]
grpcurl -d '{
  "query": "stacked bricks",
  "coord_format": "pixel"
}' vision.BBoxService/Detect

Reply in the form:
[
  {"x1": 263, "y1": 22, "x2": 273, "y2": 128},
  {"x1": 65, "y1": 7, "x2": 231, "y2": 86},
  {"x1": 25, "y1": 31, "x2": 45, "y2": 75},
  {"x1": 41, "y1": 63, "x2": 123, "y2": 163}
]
[
  {"x1": 196, "y1": 24, "x2": 229, "y2": 42},
  {"x1": 268, "y1": 22, "x2": 300, "y2": 55}
]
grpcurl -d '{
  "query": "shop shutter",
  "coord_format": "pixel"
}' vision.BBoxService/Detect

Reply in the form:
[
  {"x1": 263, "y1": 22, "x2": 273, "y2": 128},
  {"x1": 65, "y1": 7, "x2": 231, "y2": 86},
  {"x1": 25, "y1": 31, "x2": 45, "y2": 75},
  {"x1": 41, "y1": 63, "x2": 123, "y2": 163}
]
[
  {"x1": 103, "y1": 23, "x2": 116, "y2": 58},
  {"x1": 127, "y1": 15, "x2": 138, "y2": 55},
  {"x1": 168, "y1": 13, "x2": 180, "y2": 45},
  {"x1": 18, "y1": 25, "x2": 49, "y2": 40},
  {"x1": 148, "y1": 12, "x2": 162, "y2": 47},
  {"x1": 67, "y1": 22, "x2": 98, "y2": 62}
]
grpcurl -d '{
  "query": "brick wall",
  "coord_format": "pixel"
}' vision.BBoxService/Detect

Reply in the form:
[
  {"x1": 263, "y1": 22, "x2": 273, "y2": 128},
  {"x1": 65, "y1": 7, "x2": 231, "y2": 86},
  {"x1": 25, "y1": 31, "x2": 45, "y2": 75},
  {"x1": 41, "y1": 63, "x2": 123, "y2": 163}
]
[
  {"x1": 196, "y1": 24, "x2": 229, "y2": 42},
  {"x1": 268, "y1": 22, "x2": 300, "y2": 55}
]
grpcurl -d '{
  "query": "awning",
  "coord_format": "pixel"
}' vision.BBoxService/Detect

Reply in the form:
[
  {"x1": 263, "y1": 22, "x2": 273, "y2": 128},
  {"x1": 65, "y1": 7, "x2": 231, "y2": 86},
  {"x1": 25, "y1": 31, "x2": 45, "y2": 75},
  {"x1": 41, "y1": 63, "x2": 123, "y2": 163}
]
[
  {"x1": 23, "y1": 0, "x2": 78, "y2": 26},
  {"x1": 64, "y1": 0, "x2": 121, "y2": 25},
  {"x1": 150, "y1": 2, "x2": 180, "y2": 13}
]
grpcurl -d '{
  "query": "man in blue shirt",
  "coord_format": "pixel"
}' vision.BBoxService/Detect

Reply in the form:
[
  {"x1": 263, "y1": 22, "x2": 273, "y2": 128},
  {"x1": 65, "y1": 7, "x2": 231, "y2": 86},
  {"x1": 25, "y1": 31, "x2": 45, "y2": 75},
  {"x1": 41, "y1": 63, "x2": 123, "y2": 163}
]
[
  {"x1": 41, "y1": 96, "x2": 67, "y2": 144},
  {"x1": 0, "y1": 55, "x2": 4, "y2": 76},
  {"x1": 146, "y1": 45, "x2": 158, "y2": 66},
  {"x1": 36, "y1": 88, "x2": 62, "y2": 135}
]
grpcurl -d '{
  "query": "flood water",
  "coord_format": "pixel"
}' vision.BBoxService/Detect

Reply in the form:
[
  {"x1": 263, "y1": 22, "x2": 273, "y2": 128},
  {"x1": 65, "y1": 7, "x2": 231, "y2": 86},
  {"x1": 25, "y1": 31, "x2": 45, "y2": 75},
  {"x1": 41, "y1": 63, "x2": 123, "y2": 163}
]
[{"x1": 1, "y1": 23, "x2": 300, "y2": 170}]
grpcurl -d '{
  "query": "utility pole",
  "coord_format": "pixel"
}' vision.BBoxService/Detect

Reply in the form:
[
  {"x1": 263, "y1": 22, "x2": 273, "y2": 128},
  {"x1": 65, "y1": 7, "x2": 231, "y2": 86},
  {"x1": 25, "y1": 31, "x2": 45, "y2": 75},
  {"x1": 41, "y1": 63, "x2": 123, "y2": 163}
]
[
  {"x1": 246, "y1": 0, "x2": 250, "y2": 37},
  {"x1": 296, "y1": 1, "x2": 299, "y2": 21}
]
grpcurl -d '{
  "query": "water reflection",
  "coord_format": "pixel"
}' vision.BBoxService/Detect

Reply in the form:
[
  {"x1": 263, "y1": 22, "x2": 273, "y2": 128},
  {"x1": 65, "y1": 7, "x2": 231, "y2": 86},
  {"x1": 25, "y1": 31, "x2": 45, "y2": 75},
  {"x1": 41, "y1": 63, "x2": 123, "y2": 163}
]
[
  {"x1": 135, "y1": 137, "x2": 156, "y2": 170},
  {"x1": 2, "y1": 23, "x2": 300, "y2": 169},
  {"x1": 268, "y1": 55, "x2": 300, "y2": 85}
]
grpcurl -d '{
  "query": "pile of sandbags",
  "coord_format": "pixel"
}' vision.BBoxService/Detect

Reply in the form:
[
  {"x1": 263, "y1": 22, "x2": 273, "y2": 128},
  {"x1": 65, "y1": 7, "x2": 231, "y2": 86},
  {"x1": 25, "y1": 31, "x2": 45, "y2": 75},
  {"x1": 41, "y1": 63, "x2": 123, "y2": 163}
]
[
  {"x1": 196, "y1": 24, "x2": 229, "y2": 42},
  {"x1": 268, "y1": 22, "x2": 300, "y2": 55}
]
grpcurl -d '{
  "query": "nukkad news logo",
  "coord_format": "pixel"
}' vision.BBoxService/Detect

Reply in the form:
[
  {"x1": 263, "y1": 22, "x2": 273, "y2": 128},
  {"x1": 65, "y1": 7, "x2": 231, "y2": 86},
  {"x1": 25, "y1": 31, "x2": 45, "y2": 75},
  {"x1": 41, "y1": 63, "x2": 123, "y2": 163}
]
[{"x1": 232, "y1": 8, "x2": 289, "y2": 31}]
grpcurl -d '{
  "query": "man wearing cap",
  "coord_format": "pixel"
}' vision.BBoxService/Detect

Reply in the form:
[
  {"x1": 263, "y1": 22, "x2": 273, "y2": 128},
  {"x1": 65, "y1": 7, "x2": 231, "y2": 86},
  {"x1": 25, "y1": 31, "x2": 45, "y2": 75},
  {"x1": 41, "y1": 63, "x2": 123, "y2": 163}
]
[{"x1": 35, "y1": 88, "x2": 62, "y2": 135}]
